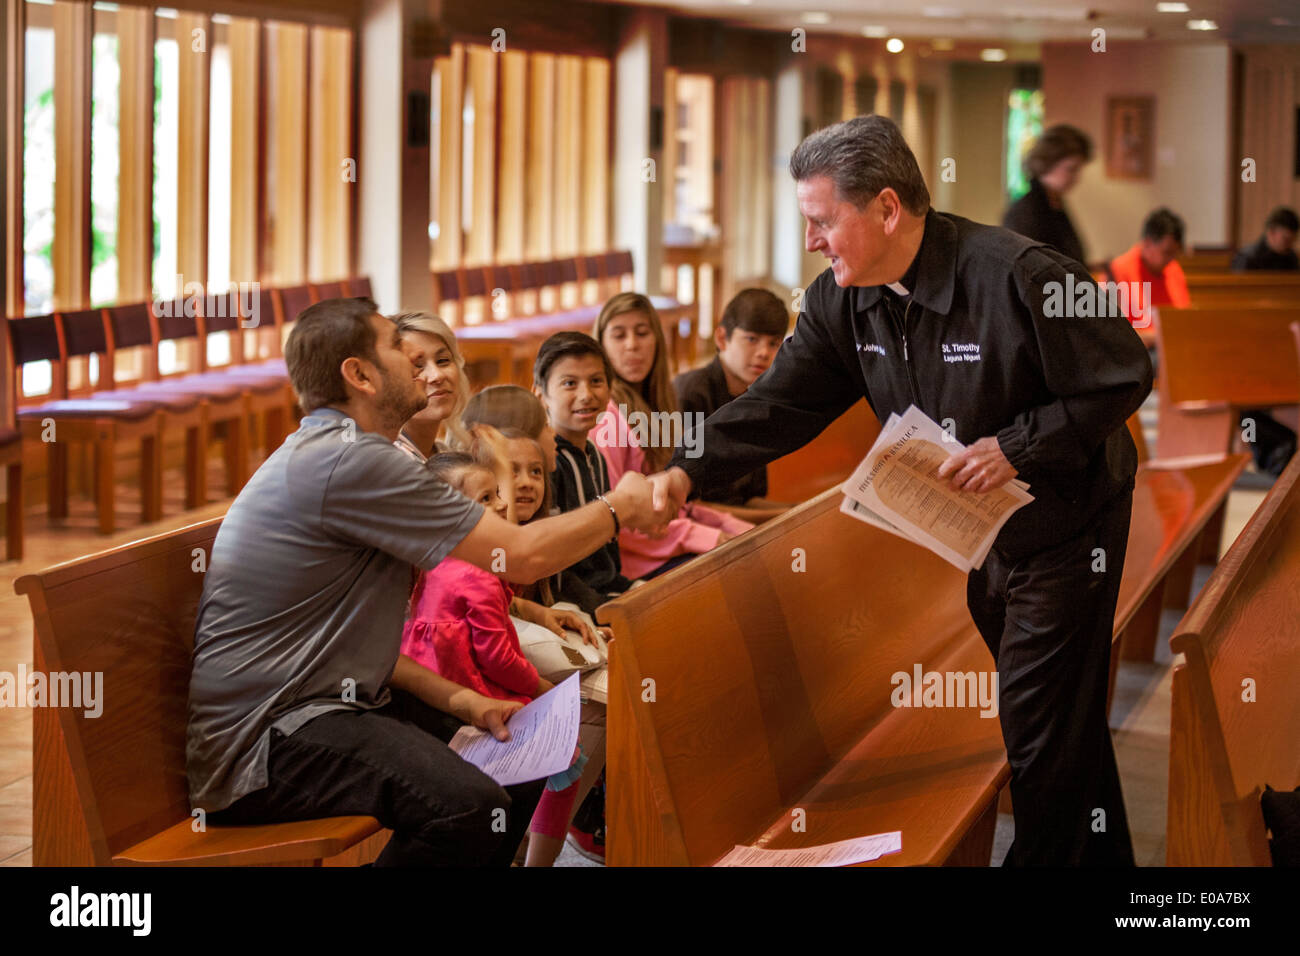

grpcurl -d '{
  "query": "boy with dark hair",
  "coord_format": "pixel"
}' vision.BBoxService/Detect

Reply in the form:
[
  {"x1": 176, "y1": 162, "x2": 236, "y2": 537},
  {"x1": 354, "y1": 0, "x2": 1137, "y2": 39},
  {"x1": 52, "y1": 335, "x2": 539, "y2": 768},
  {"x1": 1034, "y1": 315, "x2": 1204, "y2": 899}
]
[
  {"x1": 1105, "y1": 206, "x2": 1190, "y2": 327},
  {"x1": 1232, "y1": 206, "x2": 1299, "y2": 271},
  {"x1": 674, "y1": 288, "x2": 791, "y2": 512},
  {"x1": 533, "y1": 331, "x2": 635, "y2": 617}
]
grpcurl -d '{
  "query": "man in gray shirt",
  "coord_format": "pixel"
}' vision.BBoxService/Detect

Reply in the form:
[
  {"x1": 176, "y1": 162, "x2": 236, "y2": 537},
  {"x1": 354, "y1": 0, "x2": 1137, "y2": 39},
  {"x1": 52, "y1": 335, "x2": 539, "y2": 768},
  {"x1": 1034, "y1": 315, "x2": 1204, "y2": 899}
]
[{"x1": 188, "y1": 297, "x2": 664, "y2": 866}]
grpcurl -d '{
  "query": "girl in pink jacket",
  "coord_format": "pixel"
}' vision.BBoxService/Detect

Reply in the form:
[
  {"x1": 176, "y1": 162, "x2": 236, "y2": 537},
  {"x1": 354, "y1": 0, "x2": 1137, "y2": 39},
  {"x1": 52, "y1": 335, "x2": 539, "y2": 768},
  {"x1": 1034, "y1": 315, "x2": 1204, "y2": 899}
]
[{"x1": 591, "y1": 293, "x2": 752, "y2": 579}]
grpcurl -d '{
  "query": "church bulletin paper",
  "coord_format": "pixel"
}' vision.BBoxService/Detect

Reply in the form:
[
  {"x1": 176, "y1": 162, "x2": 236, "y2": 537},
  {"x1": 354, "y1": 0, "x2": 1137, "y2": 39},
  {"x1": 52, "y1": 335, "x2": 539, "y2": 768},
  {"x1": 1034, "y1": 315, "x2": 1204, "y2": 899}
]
[
  {"x1": 841, "y1": 405, "x2": 1033, "y2": 572},
  {"x1": 713, "y1": 831, "x2": 903, "y2": 867},
  {"x1": 448, "y1": 673, "x2": 580, "y2": 786}
]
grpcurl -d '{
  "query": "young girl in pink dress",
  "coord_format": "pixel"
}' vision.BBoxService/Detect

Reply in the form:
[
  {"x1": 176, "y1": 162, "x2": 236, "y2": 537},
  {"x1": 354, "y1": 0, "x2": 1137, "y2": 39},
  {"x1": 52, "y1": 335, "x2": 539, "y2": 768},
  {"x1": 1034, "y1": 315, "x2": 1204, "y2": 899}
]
[
  {"x1": 592, "y1": 292, "x2": 752, "y2": 579},
  {"x1": 401, "y1": 448, "x2": 585, "y2": 867}
]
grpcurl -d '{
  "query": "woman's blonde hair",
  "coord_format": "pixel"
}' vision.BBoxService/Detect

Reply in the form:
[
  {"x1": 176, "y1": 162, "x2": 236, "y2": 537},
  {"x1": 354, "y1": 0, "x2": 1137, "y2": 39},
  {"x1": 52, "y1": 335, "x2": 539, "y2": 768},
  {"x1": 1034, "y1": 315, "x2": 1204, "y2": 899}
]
[
  {"x1": 592, "y1": 292, "x2": 678, "y2": 473},
  {"x1": 392, "y1": 311, "x2": 472, "y2": 449}
]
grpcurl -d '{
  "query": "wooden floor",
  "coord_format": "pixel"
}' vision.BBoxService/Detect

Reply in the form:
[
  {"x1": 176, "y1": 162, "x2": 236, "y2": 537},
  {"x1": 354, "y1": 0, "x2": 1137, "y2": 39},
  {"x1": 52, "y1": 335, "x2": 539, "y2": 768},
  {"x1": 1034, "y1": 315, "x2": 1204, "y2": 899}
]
[{"x1": 0, "y1": 411, "x2": 1274, "y2": 867}]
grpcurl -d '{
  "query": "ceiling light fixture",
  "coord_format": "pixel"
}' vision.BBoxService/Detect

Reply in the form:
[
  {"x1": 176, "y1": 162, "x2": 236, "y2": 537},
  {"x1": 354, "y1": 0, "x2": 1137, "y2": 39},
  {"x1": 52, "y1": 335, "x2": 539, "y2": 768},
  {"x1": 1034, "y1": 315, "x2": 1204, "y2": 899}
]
[
  {"x1": 1155, "y1": 2, "x2": 1189, "y2": 12},
  {"x1": 1186, "y1": 19, "x2": 1218, "y2": 30},
  {"x1": 886, "y1": 38, "x2": 905, "y2": 53},
  {"x1": 980, "y1": 48, "x2": 1008, "y2": 61},
  {"x1": 802, "y1": 12, "x2": 830, "y2": 25},
  {"x1": 862, "y1": 25, "x2": 889, "y2": 38}
]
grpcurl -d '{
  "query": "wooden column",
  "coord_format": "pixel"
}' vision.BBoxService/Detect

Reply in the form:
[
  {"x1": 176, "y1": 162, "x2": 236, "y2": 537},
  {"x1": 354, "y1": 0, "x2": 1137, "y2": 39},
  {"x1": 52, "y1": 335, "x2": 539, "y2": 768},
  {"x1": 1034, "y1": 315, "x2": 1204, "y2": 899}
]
[
  {"x1": 116, "y1": 6, "x2": 154, "y2": 303},
  {"x1": 176, "y1": 13, "x2": 211, "y2": 292},
  {"x1": 432, "y1": 45, "x2": 464, "y2": 269},
  {"x1": 495, "y1": 49, "x2": 526, "y2": 264},
  {"x1": 228, "y1": 17, "x2": 260, "y2": 287},
  {"x1": 464, "y1": 44, "x2": 496, "y2": 267},
  {"x1": 581, "y1": 56, "x2": 609, "y2": 255},
  {"x1": 552, "y1": 54, "x2": 581, "y2": 259},
  {"x1": 308, "y1": 26, "x2": 353, "y2": 281},
  {"x1": 52, "y1": 0, "x2": 92, "y2": 311},
  {"x1": 266, "y1": 21, "x2": 307, "y2": 285},
  {"x1": 524, "y1": 52, "x2": 554, "y2": 261}
]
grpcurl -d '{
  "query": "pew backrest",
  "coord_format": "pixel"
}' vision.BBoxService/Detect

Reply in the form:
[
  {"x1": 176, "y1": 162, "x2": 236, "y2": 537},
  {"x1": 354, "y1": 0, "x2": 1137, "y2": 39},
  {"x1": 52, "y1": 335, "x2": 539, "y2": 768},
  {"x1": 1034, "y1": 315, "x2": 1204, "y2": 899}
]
[
  {"x1": 16, "y1": 518, "x2": 223, "y2": 865},
  {"x1": 599, "y1": 486, "x2": 978, "y2": 865},
  {"x1": 1157, "y1": 307, "x2": 1300, "y2": 407},
  {"x1": 1168, "y1": 455, "x2": 1300, "y2": 866}
]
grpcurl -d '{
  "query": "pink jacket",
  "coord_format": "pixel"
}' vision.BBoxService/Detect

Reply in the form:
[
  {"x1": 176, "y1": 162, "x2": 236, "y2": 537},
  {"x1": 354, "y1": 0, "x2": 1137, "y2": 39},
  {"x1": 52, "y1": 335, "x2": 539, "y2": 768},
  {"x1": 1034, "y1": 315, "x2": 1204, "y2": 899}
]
[
  {"x1": 593, "y1": 399, "x2": 752, "y2": 579},
  {"x1": 401, "y1": 558, "x2": 539, "y2": 705}
]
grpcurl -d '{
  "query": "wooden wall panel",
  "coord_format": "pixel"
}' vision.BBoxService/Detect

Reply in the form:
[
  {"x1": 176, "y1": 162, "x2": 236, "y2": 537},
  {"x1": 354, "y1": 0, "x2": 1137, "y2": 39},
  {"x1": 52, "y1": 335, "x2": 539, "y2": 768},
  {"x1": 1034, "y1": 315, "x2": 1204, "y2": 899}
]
[
  {"x1": 176, "y1": 12, "x2": 211, "y2": 289},
  {"x1": 52, "y1": 0, "x2": 92, "y2": 311},
  {"x1": 524, "y1": 52, "x2": 555, "y2": 261},
  {"x1": 1236, "y1": 46, "x2": 1300, "y2": 246},
  {"x1": 464, "y1": 45, "x2": 496, "y2": 267},
  {"x1": 433, "y1": 46, "x2": 464, "y2": 269},
  {"x1": 308, "y1": 25, "x2": 352, "y2": 280},
  {"x1": 228, "y1": 17, "x2": 260, "y2": 287},
  {"x1": 581, "y1": 56, "x2": 609, "y2": 256},
  {"x1": 116, "y1": 6, "x2": 154, "y2": 303},
  {"x1": 265, "y1": 21, "x2": 307, "y2": 283},
  {"x1": 495, "y1": 49, "x2": 526, "y2": 264},
  {"x1": 552, "y1": 55, "x2": 581, "y2": 258}
]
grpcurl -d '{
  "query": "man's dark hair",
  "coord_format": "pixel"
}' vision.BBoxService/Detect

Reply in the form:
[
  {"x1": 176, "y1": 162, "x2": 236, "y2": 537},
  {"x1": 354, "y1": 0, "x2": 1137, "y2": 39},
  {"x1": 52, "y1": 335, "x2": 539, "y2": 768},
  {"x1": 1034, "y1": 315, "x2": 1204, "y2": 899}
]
[
  {"x1": 1141, "y1": 207, "x2": 1185, "y2": 246},
  {"x1": 284, "y1": 297, "x2": 381, "y2": 412},
  {"x1": 533, "y1": 331, "x2": 611, "y2": 390},
  {"x1": 788, "y1": 114, "x2": 930, "y2": 216},
  {"x1": 719, "y1": 288, "x2": 790, "y2": 339},
  {"x1": 1023, "y1": 124, "x2": 1093, "y2": 179},
  {"x1": 1265, "y1": 206, "x2": 1299, "y2": 233},
  {"x1": 427, "y1": 451, "x2": 479, "y2": 488}
]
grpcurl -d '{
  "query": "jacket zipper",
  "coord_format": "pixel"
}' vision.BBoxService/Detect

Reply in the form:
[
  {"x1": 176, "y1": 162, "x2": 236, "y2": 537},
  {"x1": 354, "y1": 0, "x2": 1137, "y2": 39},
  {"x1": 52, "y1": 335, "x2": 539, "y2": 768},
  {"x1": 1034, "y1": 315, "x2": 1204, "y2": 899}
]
[{"x1": 891, "y1": 297, "x2": 921, "y2": 406}]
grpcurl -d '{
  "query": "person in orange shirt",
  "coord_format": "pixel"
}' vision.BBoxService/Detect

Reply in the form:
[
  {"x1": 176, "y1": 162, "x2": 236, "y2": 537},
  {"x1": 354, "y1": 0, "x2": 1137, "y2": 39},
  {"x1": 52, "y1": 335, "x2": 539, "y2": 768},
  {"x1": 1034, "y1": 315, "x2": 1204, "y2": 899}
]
[{"x1": 1104, "y1": 207, "x2": 1188, "y2": 329}]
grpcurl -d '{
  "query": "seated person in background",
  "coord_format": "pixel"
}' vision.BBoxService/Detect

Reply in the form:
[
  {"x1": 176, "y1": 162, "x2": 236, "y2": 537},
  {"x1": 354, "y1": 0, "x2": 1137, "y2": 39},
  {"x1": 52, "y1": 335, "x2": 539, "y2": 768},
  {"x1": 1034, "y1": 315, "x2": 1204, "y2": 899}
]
[
  {"x1": 1105, "y1": 206, "x2": 1189, "y2": 329},
  {"x1": 400, "y1": 449, "x2": 587, "y2": 868},
  {"x1": 1001, "y1": 124, "x2": 1092, "y2": 265},
  {"x1": 391, "y1": 311, "x2": 472, "y2": 461},
  {"x1": 1232, "y1": 206, "x2": 1299, "y2": 271},
  {"x1": 532, "y1": 331, "x2": 637, "y2": 617},
  {"x1": 593, "y1": 292, "x2": 752, "y2": 579},
  {"x1": 673, "y1": 288, "x2": 794, "y2": 521},
  {"x1": 187, "y1": 298, "x2": 664, "y2": 866}
]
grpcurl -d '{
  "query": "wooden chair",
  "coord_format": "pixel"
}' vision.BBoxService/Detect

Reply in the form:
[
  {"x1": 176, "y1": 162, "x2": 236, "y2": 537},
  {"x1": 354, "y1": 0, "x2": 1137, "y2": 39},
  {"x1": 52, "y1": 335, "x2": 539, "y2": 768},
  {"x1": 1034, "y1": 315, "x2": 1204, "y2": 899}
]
[
  {"x1": 346, "y1": 275, "x2": 374, "y2": 299},
  {"x1": 1167, "y1": 453, "x2": 1300, "y2": 865},
  {"x1": 275, "y1": 284, "x2": 316, "y2": 352},
  {"x1": 310, "y1": 280, "x2": 346, "y2": 302},
  {"x1": 432, "y1": 268, "x2": 463, "y2": 326},
  {"x1": 16, "y1": 517, "x2": 385, "y2": 865},
  {"x1": 8, "y1": 313, "x2": 162, "y2": 535},
  {"x1": 129, "y1": 297, "x2": 254, "y2": 498},
  {"x1": 0, "y1": 423, "x2": 21, "y2": 561},
  {"x1": 579, "y1": 253, "x2": 608, "y2": 303},
  {"x1": 485, "y1": 264, "x2": 516, "y2": 321},
  {"x1": 69, "y1": 305, "x2": 209, "y2": 514},
  {"x1": 460, "y1": 265, "x2": 490, "y2": 325}
]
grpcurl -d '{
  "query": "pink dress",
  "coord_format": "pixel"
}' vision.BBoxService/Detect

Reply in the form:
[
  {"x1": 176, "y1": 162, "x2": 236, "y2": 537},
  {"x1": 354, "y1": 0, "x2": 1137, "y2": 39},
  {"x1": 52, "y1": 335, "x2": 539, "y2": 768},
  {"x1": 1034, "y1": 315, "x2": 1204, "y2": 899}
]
[
  {"x1": 401, "y1": 558, "x2": 539, "y2": 706},
  {"x1": 593, "y1": 399, "x2": 752, "y2": 579}
]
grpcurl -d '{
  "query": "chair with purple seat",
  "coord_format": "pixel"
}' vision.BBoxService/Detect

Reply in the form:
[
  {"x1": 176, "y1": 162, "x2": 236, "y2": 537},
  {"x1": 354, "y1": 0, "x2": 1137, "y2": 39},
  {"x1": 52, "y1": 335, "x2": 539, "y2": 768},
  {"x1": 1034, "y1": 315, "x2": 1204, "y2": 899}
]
[
  {"x1": 311, "y1": 280, "x2": 346, "y2": 303},
  {"x1": 123, "y1": 296, "x2": 255, "y2": 497},
  {"x1": 63, "y1": 305, "x2": 208, "y2": 513},
  {"x1": 345, "y1": 275, "x2": 373, "y2": 299},
  {"x1": 274, "y1": 284, "x2": 316, "y2": 354},
  {"x1": 199, "y1": 291, "x2": 294, "y2": 454},
  {"x1": 8, "y1": 312, "x2": 162, "y2": 535}
]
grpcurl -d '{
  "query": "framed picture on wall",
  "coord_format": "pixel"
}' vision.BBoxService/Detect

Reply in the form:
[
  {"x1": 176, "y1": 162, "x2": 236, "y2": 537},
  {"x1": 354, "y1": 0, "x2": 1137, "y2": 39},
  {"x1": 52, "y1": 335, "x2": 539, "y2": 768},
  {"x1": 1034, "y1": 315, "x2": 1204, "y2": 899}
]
[{"x1": 1105, "y1": 96, "x2": 1155, "y2": 180}]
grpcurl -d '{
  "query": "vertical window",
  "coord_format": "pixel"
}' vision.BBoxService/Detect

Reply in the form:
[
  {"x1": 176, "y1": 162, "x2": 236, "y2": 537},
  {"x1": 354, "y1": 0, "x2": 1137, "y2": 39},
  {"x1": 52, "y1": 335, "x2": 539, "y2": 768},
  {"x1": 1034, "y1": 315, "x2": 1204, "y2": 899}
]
[
  {"x1": 152, "y1": 9, "x2": 178, "y2": 302},
  {"x1": 23, "y1": 0, "x2": 55, "y2": 317},
  {"x1": 207, "y1": 16, "x2": 232, "y2": 366},
  {"x1": 1006, "y1": 89, "x2": 1044, "y2": 202},
  {"x1": 90, "y1": 5, "x2": 119, "y2": 307}
]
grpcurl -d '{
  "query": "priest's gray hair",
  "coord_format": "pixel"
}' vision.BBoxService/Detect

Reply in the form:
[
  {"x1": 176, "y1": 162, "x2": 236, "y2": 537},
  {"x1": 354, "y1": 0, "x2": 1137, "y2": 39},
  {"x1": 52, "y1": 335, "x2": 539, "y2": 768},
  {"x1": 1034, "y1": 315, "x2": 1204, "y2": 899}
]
[{"x1": 789, "y1": 114, "x2": 930, "y2": 216}]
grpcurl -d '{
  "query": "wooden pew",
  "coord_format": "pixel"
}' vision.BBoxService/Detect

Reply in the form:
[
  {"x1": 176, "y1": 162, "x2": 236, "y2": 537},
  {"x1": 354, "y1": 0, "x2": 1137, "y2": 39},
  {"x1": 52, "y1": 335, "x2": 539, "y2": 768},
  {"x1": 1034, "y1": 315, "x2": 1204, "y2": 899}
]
[
  {"x1": 765, "y1": 399, "x2": 879, "y2": 503},
  {"x1": 1166, "y1": 454, "x2": 1300, "y2": 866},
  {"x1": 17, "y1": 518, "x2": 386, "y2": 865},
  {"x1": 602, "y1": 486, "x2": 1007, "y2": 866},
  {"x1": 1155, "y1": 306, "x2": 1300, "y2": 459},
  {"x1": 601, "y1": 448, "x2": 1249, "y2": 865}
]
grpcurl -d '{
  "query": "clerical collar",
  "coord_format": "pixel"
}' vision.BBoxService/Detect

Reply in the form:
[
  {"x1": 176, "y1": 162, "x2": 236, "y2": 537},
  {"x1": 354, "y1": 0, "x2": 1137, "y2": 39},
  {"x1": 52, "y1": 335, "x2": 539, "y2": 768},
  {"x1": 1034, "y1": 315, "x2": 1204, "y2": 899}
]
[{"x1": 888, "y1": 254, "x2": 921, "y2": 298}]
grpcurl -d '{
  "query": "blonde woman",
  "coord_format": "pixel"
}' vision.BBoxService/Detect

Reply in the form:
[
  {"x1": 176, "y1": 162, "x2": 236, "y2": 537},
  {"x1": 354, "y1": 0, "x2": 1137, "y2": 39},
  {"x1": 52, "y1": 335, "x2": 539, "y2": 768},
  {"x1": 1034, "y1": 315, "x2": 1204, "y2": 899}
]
[
  {"x1": 592, "y1": 292, "x2": 751, "y2": 579},
  {"x1": 391, "y1": 311, "x2": 472, "y2": 461}
]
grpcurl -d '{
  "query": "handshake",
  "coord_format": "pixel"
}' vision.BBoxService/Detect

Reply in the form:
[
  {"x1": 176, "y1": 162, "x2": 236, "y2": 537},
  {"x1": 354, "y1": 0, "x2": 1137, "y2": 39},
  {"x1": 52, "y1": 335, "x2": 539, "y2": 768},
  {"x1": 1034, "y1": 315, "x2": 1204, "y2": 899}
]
[{"x1": 602, "y1": 467, "x2": 694, "y2": 536}]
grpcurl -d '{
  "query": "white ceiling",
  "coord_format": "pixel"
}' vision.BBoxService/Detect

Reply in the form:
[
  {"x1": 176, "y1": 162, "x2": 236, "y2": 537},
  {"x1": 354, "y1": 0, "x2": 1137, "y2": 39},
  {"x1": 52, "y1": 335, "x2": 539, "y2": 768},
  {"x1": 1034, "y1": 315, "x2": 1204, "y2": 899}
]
[{"x1": 595, "y1": 0, "x2": 1300, "y2": 45}]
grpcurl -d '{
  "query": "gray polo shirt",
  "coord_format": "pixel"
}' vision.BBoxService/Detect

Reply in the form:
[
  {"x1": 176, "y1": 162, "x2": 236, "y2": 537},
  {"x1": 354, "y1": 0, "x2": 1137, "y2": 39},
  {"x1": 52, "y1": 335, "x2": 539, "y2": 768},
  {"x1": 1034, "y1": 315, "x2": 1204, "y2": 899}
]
[{"x1": 186, "y1": 408, "x2": 484, "y2": 812}]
